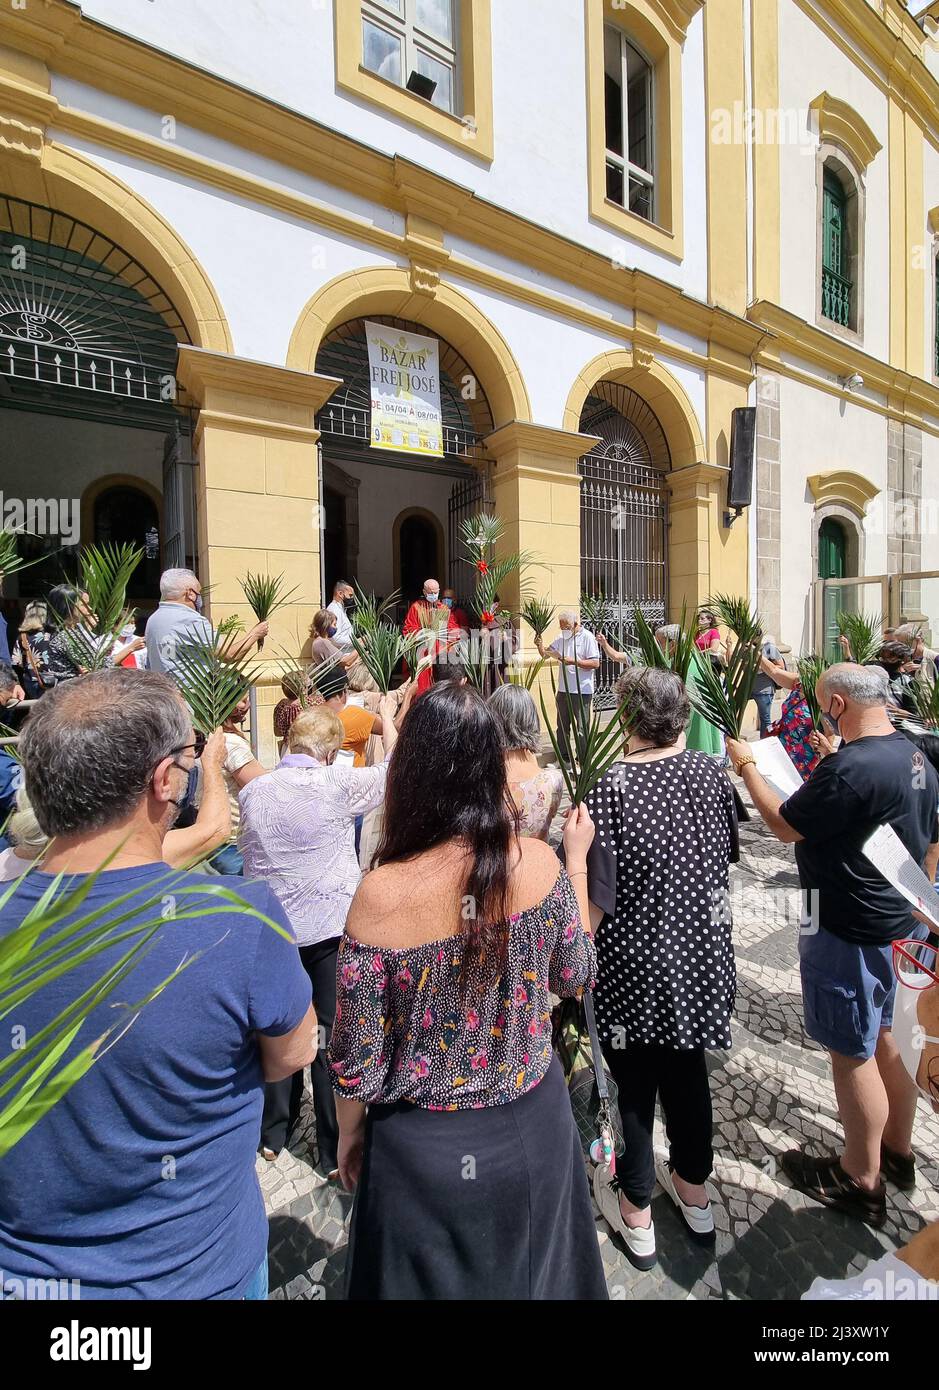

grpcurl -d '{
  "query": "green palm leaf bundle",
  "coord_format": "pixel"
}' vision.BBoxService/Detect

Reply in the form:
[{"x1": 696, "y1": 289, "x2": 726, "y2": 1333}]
[
  {"x1": 171, "y1": 628, "x2": 262, "y2": 734},
  {"x1": 520, "y1": 597, "x2": 556, "y2": 642},
  {"x1": 0, "y1": 529, "x2": 44, "y2": 581},
  {"x1": 580, "y1": 590, "x2": 619, "y2": 638},
  {"x1": 540, "y1": 662, "x2": 641, "y2": 805},
  {"x1": 450, "y1": 637, "x2": 490, "y2": 692},
  {"x1": 54, "y1": 542, "x2": 144, "y2": 673},
  {"x1": 708, "y1": 592, "x2": 763, "y2": 645},
  {"x1": 349, "y1": 622, "x2": 423, "y2": 694},
  {"x1": 0, "y1": 725, "x2": 21, "y2": 763},
  {"x1": 216, "y1": 613, "x2": 246, "y2": 639},
  {"x1": 240, "y1": 572, "x2": 299, "y2": 650},
  {"x1": 505, "y1": 655, "x2": 547, "y2": 691},
  {"x1": 911, "y1": 671, "x2": 939, "y2": 730},
  {"x1": 686, "y1": 638, "x2": 763, "y2": 740},
  {"x1": 836, "y1": 610, "x2": 882, "y2": 666},
  {"x1": 351, "y1": 583, "x2": 400, "y2": 636},
  {"x1": 631, "y1": 602, "x2": 697, "y2": 682},
  {"x1": 0, "y1": 864, "x2": 293, "y2": 1159},
  {"x1": 796, "y1": 654, "x2": 831, "y2": 730}
]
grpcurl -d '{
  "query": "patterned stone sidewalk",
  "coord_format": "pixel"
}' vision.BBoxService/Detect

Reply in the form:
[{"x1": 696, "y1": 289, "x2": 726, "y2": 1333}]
[{"x1": 260, "y1": 788, "x2": 939, "y2": 1301}]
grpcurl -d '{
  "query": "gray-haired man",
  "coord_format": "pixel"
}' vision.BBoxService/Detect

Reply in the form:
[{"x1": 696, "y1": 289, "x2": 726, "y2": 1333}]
[
  {"x1": 145, "y1": 567, "x2": 268, "y2": 681},
  {"x1": 727, "y1": 663, "x2": 939, "y2": 1229},
  {"x1": 0, "y1": 669, "x2": 316, "y2": 1298},
  {"x1": 535, "y1": 610, "x2": 600, "y2": 764}
]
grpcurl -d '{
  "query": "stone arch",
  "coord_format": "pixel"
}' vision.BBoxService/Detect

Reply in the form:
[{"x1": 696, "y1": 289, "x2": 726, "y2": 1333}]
[
  {"x1": 287, "y1": 266, "x2": 531, "y2": 427},
  {"x1": 563, "y1": 350, "x2": 704, "y2": 469},
  {"x1": 2, "y1": 141, "x2": 232, "y2": 352}
]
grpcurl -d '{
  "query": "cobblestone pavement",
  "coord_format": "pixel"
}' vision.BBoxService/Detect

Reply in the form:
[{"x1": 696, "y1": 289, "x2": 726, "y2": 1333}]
[{"x1": 260, "y1": 787, "x2": 939, "y2": 1301}]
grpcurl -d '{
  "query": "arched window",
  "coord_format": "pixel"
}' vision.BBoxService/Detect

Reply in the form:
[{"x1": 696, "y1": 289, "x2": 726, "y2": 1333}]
[{"x1": 603, "y1": 24, "x2": 655, "y2": 223}]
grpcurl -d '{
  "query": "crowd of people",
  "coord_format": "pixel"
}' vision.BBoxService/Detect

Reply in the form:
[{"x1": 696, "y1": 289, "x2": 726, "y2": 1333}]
[{"x1": 0, "y1": 564, "x2": 937, "y2": 1303}]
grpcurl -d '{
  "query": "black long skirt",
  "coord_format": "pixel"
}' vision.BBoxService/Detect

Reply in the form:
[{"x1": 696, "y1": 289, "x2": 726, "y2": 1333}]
[{"x1": 345, "y1": 1056, "x2": 608, "y2": 1300}]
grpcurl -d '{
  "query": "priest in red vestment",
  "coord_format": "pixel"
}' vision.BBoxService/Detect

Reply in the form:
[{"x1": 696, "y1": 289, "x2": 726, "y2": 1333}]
[{"x1": 402, "y1": 578, "x2": 460, "y2": 692}]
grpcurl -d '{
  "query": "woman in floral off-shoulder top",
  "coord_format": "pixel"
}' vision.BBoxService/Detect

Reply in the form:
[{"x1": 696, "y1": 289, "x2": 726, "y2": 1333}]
[{"x1": 327, "y1": 682, "x2": 607, "y2": 1301}]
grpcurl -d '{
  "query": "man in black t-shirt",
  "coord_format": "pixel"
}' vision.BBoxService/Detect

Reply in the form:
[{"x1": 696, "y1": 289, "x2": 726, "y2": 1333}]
[{"x1": 727, "y1": 663, "x2": 939, "y2": 1230}]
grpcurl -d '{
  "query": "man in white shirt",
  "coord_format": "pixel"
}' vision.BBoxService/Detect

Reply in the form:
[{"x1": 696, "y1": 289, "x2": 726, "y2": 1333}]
[
  {"x1": 326, "y1": 579, "x2": 356, "y2": 651},
  {"x1": 145, "y1": 568, "x2": 268, "y2": 682},
  {"x1": 535, "y1": 610, "x2": 600, "y2": 765}
]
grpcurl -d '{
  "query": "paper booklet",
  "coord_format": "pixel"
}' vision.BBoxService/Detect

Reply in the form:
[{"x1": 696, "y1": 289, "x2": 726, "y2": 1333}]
[
  {"x1": 747, "y1": 736, "x2": 803, "y2": 801},
  {"x1": 862, "y1": 822, "x2": 939, "y2": 931}
]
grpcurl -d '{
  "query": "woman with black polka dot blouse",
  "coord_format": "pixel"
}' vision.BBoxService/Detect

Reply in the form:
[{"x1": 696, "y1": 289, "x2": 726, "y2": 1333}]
[{"x1": 585, "y1": 666, "x2": 739, "y2": 1270}]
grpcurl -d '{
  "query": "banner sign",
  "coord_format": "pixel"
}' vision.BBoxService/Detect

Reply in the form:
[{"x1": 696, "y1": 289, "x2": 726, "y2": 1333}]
[{"x1": 365, "y1": 320, "x2": 443, "y2": 457}]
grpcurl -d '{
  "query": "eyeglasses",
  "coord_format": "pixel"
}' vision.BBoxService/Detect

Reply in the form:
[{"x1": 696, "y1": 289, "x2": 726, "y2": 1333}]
[{"x1": 892, "y1": 938, "x2": 939, "y2": 990}]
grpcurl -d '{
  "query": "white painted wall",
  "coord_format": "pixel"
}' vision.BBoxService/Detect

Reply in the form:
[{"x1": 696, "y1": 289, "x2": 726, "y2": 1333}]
[
  {"x1": 924, "y1": 137, "x2": 939, "y2": 383},
  {"x1": 777, "y1": 1, "x2": 890, "y2": 361},
  {"x1": 775, "y1": 373, "x2": 888, "y2": 651},
  {"x1": 64, "y1": 0, "x2": 709, "y2": 296}
]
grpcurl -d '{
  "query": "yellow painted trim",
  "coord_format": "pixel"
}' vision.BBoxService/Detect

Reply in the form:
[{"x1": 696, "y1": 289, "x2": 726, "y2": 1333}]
[
  {"x1": 483, "y1": 421, "x2": 599, "y2": 462},
  {"x1": 334, "y1": 0, "x2": 493, "y2": 161},
  {"x1": 809, "y1": 92, "x2": 883, "y2": 172},
  {"x1": 0, "y1": 15, "x2": 767, "y2": 367},
  {"x1": 563, "y1": 349, "x2": 705, "y2": 470},
  {"x1": 0, "y1": 136, "x2": 232, "y2": 352},
  {"x1": 287, "y1": 265, "x2": 532, "y2": 426},
  {"x1": 749, "y1": 300, "x2": 939, "y2": 422},
  {"x1": 792, "y1": 0, "x2": 939, "y2": 151},
  {"x1": 704, "y1": 0, "x2": 748, "y2": 315},
  {"x1": 806, "y1": 470, "x2": 880, "y2": 517},
  {"x1": 177, "y1": 346, "x2": 341, "y2": 414},
  {"x1": 750, "y1": 0, "x2": 780, "y2": 305},
  {"x1": 584, "y1": 0, "x2": 686, "y2": 261}
]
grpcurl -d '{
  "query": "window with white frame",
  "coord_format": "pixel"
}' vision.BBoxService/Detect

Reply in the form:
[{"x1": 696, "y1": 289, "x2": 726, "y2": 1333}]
[
  {"x1": 603, "y1": 23, "x2": 655, "y2": 223},
  {"x1": 361, "y1": 0, "x2": 460, "y2": 114}
]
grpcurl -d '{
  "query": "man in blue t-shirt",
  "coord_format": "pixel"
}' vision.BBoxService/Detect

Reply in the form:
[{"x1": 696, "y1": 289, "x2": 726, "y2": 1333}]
[
  {"x1": 0, "y1": 668, "x2": 316, "y2": 1299},
  {"x1": 728, "y1": 663, "x2": 939, "y2": 1231}
]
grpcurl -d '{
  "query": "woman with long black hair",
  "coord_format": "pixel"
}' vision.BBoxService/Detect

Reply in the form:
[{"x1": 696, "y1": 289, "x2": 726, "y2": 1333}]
[{"x1": 327, "y1": 682, "x2": 607, "y2": 1301}]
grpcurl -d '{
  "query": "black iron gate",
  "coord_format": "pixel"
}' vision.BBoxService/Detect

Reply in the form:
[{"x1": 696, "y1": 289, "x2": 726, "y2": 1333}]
[
  {"x1": 448, "y1": 469, "x2": 492, "y2": 598},
  {"x1": 579, "y1": 385, "x2": 669, "y2": 706}
]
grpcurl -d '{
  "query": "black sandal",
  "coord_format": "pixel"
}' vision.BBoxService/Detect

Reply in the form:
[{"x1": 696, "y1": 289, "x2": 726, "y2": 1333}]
[{"x1": 781, "y1": 1150, "x2": 887, "y2": 1229}]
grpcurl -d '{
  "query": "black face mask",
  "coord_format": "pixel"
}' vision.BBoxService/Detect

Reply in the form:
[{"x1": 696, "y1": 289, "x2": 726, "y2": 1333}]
[{"x1": 343, "y1": 596, "x2": 355, "y2": 609}]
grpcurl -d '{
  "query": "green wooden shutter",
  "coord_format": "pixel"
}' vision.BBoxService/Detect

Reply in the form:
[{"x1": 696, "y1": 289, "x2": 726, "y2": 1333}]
[
  {"x1": 818, "y1": 518, "x2": 846, "y2": 580},
  {"x1": 823, "y1": 172, "x2": 846, "y2": 277}
]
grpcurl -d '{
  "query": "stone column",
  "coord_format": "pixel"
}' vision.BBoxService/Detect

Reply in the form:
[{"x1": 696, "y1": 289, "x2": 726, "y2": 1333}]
[
  {"x1": 176, "y1": 346, "x2": 340, "y2": 761},
  {"x1": 754, "y1": 370, "x2": 781, "y2": 641},
  {"x1": 666, "y1": 461, "x2": 727, "y2": 616}
]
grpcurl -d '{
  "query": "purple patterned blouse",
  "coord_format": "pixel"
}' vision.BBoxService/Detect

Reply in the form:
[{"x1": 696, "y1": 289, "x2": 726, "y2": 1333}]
[{"x1": 327, "y1": 869, "x2": 595, "y2": 1110}]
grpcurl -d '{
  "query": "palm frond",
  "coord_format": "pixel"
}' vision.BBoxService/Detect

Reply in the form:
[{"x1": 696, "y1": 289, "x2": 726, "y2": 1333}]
[
  {"x1": 520, "y1": 597, "x2": 556, "y2": 642},
  {"x1": 79, "y1": 543, "x2": 143, "y2": 636},
  {"x1": 0, "y1": 865, "x2": 293, "y2": 1158},
  {"x1": 796, "y1": 654, "x2": 831, "y2": 729},
  {"x1": 171, "y1": 628, "x2": 262, "y2": 734},
  {"x1": 580, "y1": 591, "x2": 617, "y2": 637},
  {"x1": 911, "y1": 671, "x2": 939, "y2": 729},
  {"x1": 349, "y1": 622, "x2": 421, "y2": 694},
  {"x1": 836, "y1": 610, "x2": 882, "y2": 666},
  {"x1": 631, "y1": 602, "x2": 696, "y2": 682},
  {"x1": 216, "y1": 613, "x2": 246, "y2": 639},
  {"x1": 540, "y1": 661, "x2": 641, "y2": 804},
  {"x1": 351, "y1": 583, "x2": 400, "y2": 636},
  {"x1": 687, "y1": 642, "x2": 762, "y2": 740},
  {"x1": 240, "y1": 572, "x2": 299, "y2": 649},
  {"x1": 0, "y1": 725, "x2": 20, "y2": 764},
  {"x1": 707, "y1": 593, "x2": 763, "y2": 645},
  {"x1": 505, "y1": 655, "x2": 547, "y2": 691},
  {"x1": 0, "y1": 529, "x2": 46, "y2": 581},
  {"x1": 459, "y1": 512, "x2": 504, "y2": 553}
]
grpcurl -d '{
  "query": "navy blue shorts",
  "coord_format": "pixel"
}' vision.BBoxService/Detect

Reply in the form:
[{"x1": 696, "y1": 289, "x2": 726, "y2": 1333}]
[{"x1": 798, "y1": 923, "x2": 928, "y2": 1060}]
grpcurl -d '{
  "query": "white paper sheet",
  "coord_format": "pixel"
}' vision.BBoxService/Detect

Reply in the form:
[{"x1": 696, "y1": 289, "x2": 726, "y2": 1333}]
[
  {"x1": 861, "y1": 822, "x2": 939, "y2": 930},
  {"x1": 748, "y1": 736, "x2": 803, "y2": 801}
]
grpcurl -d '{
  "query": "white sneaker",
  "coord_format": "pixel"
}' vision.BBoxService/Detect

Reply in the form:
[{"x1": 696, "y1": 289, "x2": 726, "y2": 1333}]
[
  {"x1": 593, "y1": 1165, "x2": 657, "y2": 1270},
  {"x1": 654, "y1": 1154, "x2": 715, "y2": 1238}
]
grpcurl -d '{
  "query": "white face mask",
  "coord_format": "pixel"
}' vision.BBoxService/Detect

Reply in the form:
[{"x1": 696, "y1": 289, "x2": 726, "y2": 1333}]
[{"x1": 892, "y1": 977, "x2": 939, "y2": 1101}]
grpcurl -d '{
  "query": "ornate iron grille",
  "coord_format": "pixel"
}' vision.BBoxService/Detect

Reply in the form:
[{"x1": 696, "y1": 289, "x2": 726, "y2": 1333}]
[
  {"x1": 447, "y1": 469, "x2": 492, "y2": 597},
  {"x1": 580, "y1": 383, "x2": 669, "y2": 707},
  {"x1": 0, "y1": 198, "x2": 186, "y2": 418}
]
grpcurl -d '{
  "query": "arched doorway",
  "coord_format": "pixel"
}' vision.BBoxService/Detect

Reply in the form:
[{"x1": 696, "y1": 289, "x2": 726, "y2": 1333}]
[
  {"x1": 394, "y1": 510, "x2": 444, "y2": 603},
  {"x1": 314, "y1": 316, "x2": 493, "y2": 621},
  {"x1": 0, "y1": 196, "x2": 193, "y2": 625},
  {"x1": 579, "y1": 382, "x2": 670, "y2": 705},
  {"x1": 92, "y1": 485, "x2": 161, "y2": 605}
]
